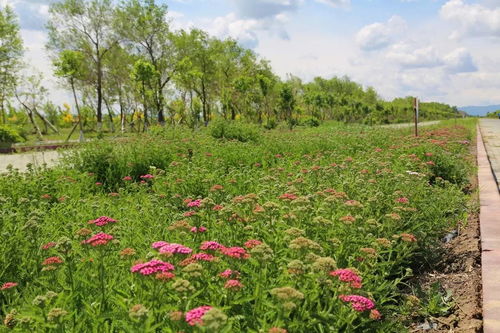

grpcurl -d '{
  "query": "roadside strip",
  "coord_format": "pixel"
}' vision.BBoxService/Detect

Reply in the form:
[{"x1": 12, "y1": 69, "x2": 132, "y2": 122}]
[{"x1": 478, "y1": 125, "x2": 500, "y2": 332}]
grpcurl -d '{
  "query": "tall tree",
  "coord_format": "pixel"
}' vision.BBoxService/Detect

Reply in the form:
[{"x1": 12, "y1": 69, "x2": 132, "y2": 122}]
[
  {"x1": 173, "y1": 29, "x2": 217, "y2": 125},
  {"x1": 53, "y1": 50, "x2": 88, "y2": 142},
  {"x1": 0, "y1": 5, "x2": 23, "y2": 124},
  {"x1": 47, "y1": 0, "x2": 117, "y2": 131},
  {"x1": 117, "y1": 0, "x2": 174, "y2": 125},
  {"x1": 131, "y1": 58, "x2": 157, "y2": 131}
]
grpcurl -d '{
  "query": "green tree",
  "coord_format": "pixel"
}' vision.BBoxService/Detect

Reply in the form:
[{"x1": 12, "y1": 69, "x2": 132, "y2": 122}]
[
  {"x1": 0, "y1": 5, "x2": 23, "y2": 124},
  {"x1": 116, "y1": 0, "x2": 174, "y2": 125},
  {"x1": 53, "y1": 50, "x2": 88, "y2": 142},
  {"x1": 47, "y1": 0, "x2": 117, "y2": 131},
  {"x1": 131, "y1": 58, "x2": 157, "y2": 131}
]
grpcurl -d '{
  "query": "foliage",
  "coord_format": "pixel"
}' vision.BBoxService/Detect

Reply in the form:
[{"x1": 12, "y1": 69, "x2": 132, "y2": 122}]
[
  {"x1": 208, "y1": 119, "x2": 261, "y2": 143},
  {"x1": 0, "y1": 5, "x2": 23, "y2": 124},
  {"x1": 0, "y1": 124, "x2": 24, "y2": 143},
  {"x1": 0, "y1": 120, "x2": 476, "y2": 332}
]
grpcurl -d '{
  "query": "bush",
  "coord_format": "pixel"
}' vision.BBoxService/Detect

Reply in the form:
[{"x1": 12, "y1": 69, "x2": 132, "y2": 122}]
[
  {"x1": 209, "y1": 119, "x2": 260, "y2": 142},
  {"x1": 0, "y1": 125, "x2": 24, "y2": 144},
  {"x1": 302, "y1": 117, "x2": 321, "y2": 127}
]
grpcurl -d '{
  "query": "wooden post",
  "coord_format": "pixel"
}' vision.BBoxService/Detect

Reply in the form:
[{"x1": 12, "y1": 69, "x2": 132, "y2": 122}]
[{"x1": 413, "y1": 97, "x2": 419, "y2": 137}]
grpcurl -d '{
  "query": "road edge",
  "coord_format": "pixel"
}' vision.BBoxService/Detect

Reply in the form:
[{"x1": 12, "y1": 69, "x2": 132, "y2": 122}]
[{"x1": 478, "y1": 124, "x2": 500, "y2": 332}]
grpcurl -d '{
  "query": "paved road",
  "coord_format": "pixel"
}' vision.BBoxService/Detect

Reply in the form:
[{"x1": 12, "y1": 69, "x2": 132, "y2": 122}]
[
  {"x1": 381, "y1": 120, "x2": 441, "y2": 128},
  {"x1": 480, "y1": 119, "x2": 500, "y2": 189},
  {"x1": 0, "y1": 150, "x2": 61, "y2": 173}
]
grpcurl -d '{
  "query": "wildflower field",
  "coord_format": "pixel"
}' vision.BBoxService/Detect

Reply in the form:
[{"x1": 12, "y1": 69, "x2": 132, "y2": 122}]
[{"x1": 0, "y1": 120, "x2": 476, "y2": 332}]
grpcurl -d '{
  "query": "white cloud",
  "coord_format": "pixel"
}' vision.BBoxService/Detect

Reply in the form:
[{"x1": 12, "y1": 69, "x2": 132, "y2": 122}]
[
  {"x1": 386, "y1": 43, "x2": 443, "y2": 68},
  {"x1": 443, "y1": 48, "x2": 477, "y2": 73},
  {"x1": 315, "y1": 0, "x2": 351, "y2": 7},
  {"x1": 231, "y1": 0, "x2": 300, "y2": 19},
  {"x1": 441, "y1": 0, "x2": 500, "y2": 39},
  {"x1": 356, "y1": 16, "x2": 406, "y2": 51}
]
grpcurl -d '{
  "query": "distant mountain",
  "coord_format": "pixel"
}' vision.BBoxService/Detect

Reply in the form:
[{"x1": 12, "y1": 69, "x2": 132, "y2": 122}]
[{"x1": 458, "y1": 105, "x2": 500, "y2": 116}]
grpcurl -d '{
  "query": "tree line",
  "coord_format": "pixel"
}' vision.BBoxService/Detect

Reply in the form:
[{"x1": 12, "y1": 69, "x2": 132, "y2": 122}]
[{"x1": 0, "y1": 0, "x2": 462, "y2": 141}]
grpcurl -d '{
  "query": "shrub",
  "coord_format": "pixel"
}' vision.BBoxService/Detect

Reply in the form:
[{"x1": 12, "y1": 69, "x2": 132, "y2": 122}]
[
  {"x1": 302, "y1": 117, "x2": 321, "y2": 127},
  {"x1": 209, "y1": 119, "x2": 260, "y2": 142},
  {"x1": 0, "y1": 125, "x2": 24, "y2": 144}
]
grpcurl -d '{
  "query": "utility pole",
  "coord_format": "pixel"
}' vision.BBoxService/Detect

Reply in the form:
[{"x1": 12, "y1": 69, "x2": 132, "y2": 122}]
[{"x1": 413, "y1": 97, "x2": 419, "y2": 137}]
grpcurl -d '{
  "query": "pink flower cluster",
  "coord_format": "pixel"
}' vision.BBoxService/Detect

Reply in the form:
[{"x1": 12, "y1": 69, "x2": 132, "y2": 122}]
[
  {"x1": 88, "y1": 216, "x2": 117, "y2": 226},
  {"x1": 339, "y1": 295, "x2": 375, "y2": 312},
  {"x1": 190, "y1": 253, "x2": 216, "y2": 261},
  {"x1": 140, "y1": 174, "x2": 154, "y2": 179},
  {"x1": 220, "y1": 247, "x2": 250, "y2": 259},
  {"x1": 41, "y1": 242, "x2": 57, "y2": 250},
  {"x1": 330, "y1": 269, "x2": 363, "y2": 289},
  {"x1": 219, "y1": 269, "x2": 240, "y2": 279},
  {"x1": 82, "y1": 233, "x2": 114, "y2": 246},
  {"x1": 190, "y1": 226, "x2": 207, "y2": 233},
  {"x1": 200, "y1": 241, "x2": 224, "y2": 251},
  {"x1": 42, "y1": 256, "x2": 64, "y2": 266},
  {"x1": 152, "y1": 241, "x2": 169, "y2": 249},
  {"x1": 278, "y1": 193, "x2": 298, "y2": 201},
  {"x1": 1, "y1": 282, "x2": 17, "y2": 290},
  {"x1": 396, "y1": 197, "x2": 409, "y2": 204},
  {"x1": 131, "y1": 259, "x2": 175, "y2": 276},
  {"x1": 244, "y1": 239, "x2": 262, "y2": 249},
  {"x1": 153, "y1": 242, "x2": 193, "y2": 255},
  {"x1": 185, "y1": 306, "x2": 212, "y2": 326},
  {"x1": 187, "y1": 199, "x2": 202, "y2": 208},
  {"x1": 199, "y1": 242, "x2": 249, "y2": 259},
  {"x1": 224, "y1": 279, "x2": 243, "y2": 291}
]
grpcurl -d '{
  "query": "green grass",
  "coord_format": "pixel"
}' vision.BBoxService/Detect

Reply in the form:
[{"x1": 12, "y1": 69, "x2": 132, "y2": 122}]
[{"x1": 0, "y1": 119, "x2": 477, "y2": 332}]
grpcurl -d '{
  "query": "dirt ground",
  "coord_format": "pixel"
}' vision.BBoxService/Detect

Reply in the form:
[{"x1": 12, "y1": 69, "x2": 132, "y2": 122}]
[
  {"x1": 413, "y1": 210, "x2": 483, "y2": 332},
  {"x1": 410, "y1": 140, "x2": 483, "y2": 333}
]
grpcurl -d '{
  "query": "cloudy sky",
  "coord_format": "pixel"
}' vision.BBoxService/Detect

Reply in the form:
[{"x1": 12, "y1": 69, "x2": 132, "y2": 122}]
[{"x1": 3, "y1": 0, "x2": 500, "y2": 106}]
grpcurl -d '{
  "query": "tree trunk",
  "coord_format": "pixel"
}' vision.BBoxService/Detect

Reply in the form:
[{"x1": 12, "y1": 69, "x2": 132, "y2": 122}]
[
  {"x1": 104, "y1": 97, "x2": 115, "y2": 133},
  {"x1": 157, "y1": 76, "x2": 165, "y2": 125},
  {"x1": 34, "y1": 109, "x2": 59, "y2": 134},
  {"x1": 96, "y1": 58, "x2": 103, "y2": 131},
  {"x1": 70, "y1": 78, "x2": 85, "y2": 143},
  {"x1": 142, "y1": 82, "x2": 148, "y2": 132},
  {"x1": 118, "y1": 90, "x2": 125, "y2": 134}
]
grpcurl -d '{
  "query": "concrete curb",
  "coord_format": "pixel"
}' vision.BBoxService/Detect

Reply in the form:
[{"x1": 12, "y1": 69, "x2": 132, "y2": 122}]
[{"x1": 478, "y1": 125, "x2": 500, "y2": 332}]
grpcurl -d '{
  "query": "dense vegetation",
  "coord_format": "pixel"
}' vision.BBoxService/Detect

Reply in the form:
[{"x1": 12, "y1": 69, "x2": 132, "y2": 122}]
[
  {"x1": 0, "y1": 120, "x2": 476, "y2": 332},
  {"x1": 0, "y1": 0, "x2": 462, "y2": 144}
]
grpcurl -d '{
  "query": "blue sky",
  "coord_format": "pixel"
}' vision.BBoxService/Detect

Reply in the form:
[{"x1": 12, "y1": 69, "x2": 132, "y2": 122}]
[{"x1": 3, "y1": 0, "x2": 500, "y2": 106}]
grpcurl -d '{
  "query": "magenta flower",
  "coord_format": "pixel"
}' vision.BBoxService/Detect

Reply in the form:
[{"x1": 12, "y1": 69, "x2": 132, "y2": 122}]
[
  {"x1": 200, "y1": 241, "x2": 224, "y2": 251},
  {"x1": 41, "y1": 242, "x2": 57, "y2": 250},
  {"x1": 224, "y1": 279, "x2": 243, "y2": 291},
  {"x1": 187, "y1": 199, "x2": 202, "y2": 208},
  {"x1": 42, "y1": 256, "x2": 64, "y2": 266},
  {"x1": 131, "y1": 259, "x2": 175, "y2": 276},
  {"x1": 95, "y1": 182, "x2": 102, "y2": 186},
  {"x1": 339, "y1": 295, "x2": 375, "y2": 312},
  {"x1": 244, "y1": 239, "x2": 262, "y2": 249},
  {"x1": 220, "y1": 247, "x2": 250, "y2": 259},
  {"x1": 190, "y1": 226, "x2": 207, "y2": 233},
  {"x1": 185, "y1": 306, "x2": 212, "y2": 326},
  {"x1": 330, "y1": 269, "x2": 363, "y2": 289},
  {"x1": 82, "y1": 232, "x2": 114, "y2": 246},
  {"x1": 396, "y1": 197, "x2": 409, "y2": 204},
  {"x1": 190, "y1": 253, "x2": 216, "y2": 261},
  {"x1": 219, "y1": 269, "x2": 240, "y2": 279},
  {"x1": 88, "y1": 216, "x2": 117, "y2": 227},
  {"x1": 152, "y1": 241, "x2": 169, "y2": 249},
  {"x1": 158, "y1": 243, "x2": 193, "y2": 255},
  {"x1": 1, "y1": 282, "x2": 18, "y2": 290},
  {"x1": 122, "y1": 176, "x2": 132, "y2": 181},
  {"x1": 140, "y1": 174, "x2": 154, "y2": 179}
]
